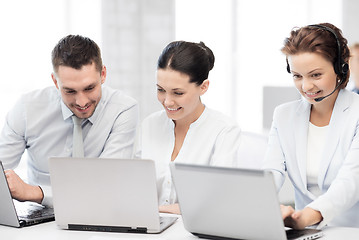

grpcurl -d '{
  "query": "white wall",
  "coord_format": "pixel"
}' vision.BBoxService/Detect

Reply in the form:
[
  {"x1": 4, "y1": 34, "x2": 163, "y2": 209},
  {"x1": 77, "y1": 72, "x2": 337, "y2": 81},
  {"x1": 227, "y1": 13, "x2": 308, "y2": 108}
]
[
  {"x1": 175, "y1": 0, "x2": 344, "y2": 133},
  {"x1": 101, "y1": 0, "x2": 175, "y2": 120},
  {"x1": 342, "y1": 0, "x2": 359, "y2": 46},
  {"x1": 0, "y1": 0, "x2": 101, "y2": 128}
]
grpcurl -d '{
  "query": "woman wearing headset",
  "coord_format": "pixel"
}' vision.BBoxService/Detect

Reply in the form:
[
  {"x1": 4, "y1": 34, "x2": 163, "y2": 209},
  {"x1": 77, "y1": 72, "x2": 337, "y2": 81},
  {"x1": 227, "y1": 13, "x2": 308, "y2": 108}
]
[
  {"x1": 134, "y1": 41, "x2": 241, "y2": 214},
  {"x1": 264, "y1": 23, "x2": 359, "y2": 229}
]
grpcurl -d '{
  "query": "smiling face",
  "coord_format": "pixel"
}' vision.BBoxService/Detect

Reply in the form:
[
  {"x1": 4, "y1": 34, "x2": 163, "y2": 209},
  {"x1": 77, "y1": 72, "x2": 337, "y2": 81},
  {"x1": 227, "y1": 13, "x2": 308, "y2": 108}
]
[
  {"x1": 52, "y1": 63, "x2": 106, "y2": 119},
  {"x1": 156, "y1": 68, "x2": 209, "y2": 124},
  {"x1": 288, "y1": 52, "x2": 338, "y2": 105}
]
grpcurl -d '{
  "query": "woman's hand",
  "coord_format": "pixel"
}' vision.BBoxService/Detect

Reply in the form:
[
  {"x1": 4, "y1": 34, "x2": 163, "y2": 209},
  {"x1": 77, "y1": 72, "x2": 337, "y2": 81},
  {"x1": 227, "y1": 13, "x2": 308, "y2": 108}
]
[
  {"x1": 159, "y1": 203, "x2": 181, "y2": 215},
  {"x1": 281, "y1": 204, "x2": 323, "y2": 229}
]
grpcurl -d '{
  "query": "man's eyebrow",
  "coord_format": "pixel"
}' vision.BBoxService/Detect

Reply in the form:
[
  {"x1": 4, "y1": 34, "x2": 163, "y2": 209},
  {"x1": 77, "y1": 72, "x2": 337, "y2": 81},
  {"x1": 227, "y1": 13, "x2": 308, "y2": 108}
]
[
  {"x1": 62, "y1": 87, "x2": 75, "y2": 91},
  {"x1": 84, "y1": 84, "x2": 96, "y2": 89}
]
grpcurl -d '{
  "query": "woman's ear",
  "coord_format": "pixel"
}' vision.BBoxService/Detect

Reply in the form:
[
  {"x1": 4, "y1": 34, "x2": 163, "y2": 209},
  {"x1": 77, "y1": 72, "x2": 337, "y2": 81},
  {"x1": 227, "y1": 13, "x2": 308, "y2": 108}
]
[{"x1": 200, "y1": 79, "x2": 209, "y2": 95}]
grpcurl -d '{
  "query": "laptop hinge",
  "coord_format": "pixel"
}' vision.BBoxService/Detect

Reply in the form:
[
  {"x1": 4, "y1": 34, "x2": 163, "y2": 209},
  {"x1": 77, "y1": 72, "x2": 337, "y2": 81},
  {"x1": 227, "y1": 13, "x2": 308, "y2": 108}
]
[
  {"x1": 193, "y1": 232, "x2": 238, "y2": 240},
  {"x1": 68, "y1": 224, "x2": 147, "y2": 233}
]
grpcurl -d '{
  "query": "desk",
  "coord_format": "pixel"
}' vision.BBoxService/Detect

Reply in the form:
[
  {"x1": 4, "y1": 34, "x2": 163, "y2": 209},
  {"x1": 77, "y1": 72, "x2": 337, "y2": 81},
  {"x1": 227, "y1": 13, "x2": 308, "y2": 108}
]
[{"x1": 2, "y1": 218, "x2": 359, "y2": 240}]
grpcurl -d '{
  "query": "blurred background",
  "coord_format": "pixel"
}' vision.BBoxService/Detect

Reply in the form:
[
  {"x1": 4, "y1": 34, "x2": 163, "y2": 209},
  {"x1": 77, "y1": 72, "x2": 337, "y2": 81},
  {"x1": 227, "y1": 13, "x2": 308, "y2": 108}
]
[
  {"x1": 3, "y1": 0, "x2": 359, "y2": 205},
  {"x1": 0, "y1": 0, "x2": 358, "y2": 134}
]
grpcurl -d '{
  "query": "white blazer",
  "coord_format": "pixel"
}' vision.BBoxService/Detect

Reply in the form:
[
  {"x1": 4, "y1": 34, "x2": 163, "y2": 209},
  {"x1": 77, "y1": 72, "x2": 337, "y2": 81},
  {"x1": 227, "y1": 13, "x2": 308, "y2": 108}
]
[{"x1": 263, "y1": 89, "x2": 359, "y2": 228}]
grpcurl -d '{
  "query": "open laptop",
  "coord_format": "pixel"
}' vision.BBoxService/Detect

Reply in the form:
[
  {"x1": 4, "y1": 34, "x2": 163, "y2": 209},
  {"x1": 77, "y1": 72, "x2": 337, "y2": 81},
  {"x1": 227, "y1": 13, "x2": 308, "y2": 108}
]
[
  {"x1": 0, "y1": 161, "x2": 54, "y2": 227},
  {"x1": 170, "y1": 163, "x2": 323, "y2": 240},
  {"x1": 49, "y1": 157, "x2": 177, "y2": 233}
]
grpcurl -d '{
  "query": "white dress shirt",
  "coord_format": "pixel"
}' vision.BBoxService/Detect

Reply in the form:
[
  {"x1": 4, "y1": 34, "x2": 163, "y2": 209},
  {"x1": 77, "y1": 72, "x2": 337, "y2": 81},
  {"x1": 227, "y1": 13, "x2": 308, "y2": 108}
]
[
  {"x1": 134, "y1": 107, "x2": 241, "y2": 205},
  {"x1": 1, "y1": 85, "x2": 139, "y2": 206}
]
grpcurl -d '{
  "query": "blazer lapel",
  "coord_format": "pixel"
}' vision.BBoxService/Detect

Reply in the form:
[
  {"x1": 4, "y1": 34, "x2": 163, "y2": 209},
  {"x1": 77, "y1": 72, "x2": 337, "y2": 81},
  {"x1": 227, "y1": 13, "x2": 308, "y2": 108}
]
[
  {"x1": 294, "y1": 99, "x2": 311, "y2": 189},
  {"x1": 318, "y1": 90, "x2": 351, "y2": 188}
]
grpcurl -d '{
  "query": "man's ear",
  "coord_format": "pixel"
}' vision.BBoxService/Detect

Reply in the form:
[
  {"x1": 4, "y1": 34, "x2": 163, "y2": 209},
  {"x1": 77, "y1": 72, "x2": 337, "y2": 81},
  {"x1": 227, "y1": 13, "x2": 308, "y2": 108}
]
[
  {"x1": 200, "y1": 79, "x2": 209, "y2": 95},
  {"x1": 51, "y1": 73, "x2": 59, "y2": 89},
  {"x1": 100, "y1": 66, "x2": 107, "y2": 84}
]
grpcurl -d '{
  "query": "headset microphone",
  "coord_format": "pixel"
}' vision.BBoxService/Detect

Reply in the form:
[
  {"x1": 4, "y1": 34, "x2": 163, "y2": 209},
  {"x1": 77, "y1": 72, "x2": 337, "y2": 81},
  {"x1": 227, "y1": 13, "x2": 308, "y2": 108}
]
[{"x1": 314, "y1": 78, "x2": 343, "y2": 102}]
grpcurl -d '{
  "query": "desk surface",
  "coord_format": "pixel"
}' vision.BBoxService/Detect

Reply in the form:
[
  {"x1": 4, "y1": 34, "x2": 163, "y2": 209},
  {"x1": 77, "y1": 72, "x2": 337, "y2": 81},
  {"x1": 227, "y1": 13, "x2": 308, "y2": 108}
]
[{"x1": 2, "y1": 217, "x2": 359, "y2": 240}]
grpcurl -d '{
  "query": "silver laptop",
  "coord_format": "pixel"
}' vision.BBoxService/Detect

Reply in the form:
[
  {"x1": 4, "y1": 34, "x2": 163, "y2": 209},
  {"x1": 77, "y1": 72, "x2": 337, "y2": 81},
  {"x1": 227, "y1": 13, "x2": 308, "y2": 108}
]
[
  {"x1": 0, "y1": 161, "x2": 54, "y2": 227},
  {"x1": 170, "y1": 163, "x2": 323, "y2": 240},
  {"x1": 49, "y1": 157, "x2": 177, "y2": 233}
]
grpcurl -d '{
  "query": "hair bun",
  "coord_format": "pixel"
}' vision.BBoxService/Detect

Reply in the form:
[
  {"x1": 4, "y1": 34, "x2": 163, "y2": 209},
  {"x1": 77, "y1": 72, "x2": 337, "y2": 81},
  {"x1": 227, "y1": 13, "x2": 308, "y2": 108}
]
[{"x1": 199, "y1": 42, "x2": 215, "y2": 71}]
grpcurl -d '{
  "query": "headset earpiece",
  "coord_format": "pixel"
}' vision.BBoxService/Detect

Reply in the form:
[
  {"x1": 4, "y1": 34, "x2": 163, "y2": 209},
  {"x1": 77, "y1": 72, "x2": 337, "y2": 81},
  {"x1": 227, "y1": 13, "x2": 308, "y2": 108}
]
[{"x1": 341, "y1": 62, "x2": 349, "y2": 75}]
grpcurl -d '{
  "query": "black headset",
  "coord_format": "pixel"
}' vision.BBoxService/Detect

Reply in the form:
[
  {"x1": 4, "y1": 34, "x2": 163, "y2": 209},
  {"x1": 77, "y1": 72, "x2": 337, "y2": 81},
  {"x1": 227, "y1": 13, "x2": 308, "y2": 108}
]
[{"x1": 286, "y1": 24, "x2": 349, "y2": 82}]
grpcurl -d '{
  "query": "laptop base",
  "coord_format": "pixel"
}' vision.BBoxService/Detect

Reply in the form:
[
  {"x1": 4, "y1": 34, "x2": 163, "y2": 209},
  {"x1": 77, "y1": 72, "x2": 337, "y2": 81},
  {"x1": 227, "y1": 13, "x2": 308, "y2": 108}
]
[
  {"x1": 20, "y1": 216, "x2": 55, "y2": 227},
  {"x1": 67, "y1": 216, "x2": 178, "y2": 234},
  {"x1": 194, "y1": 232, "x2": 238, "y2": 240},
  {"x1": 193, "y1": 228, "x2": 323, "y2": 240},
  {"x1": 69, "y1": 224, "x2": 147, "y2": 233}
]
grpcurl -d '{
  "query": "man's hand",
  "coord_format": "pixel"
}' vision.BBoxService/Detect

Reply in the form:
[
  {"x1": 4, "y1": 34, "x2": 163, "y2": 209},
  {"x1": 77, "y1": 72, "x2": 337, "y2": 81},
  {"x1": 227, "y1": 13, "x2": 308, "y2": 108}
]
[{"x1": 4, "y1": 169, "x2": 43, "y2": 204}]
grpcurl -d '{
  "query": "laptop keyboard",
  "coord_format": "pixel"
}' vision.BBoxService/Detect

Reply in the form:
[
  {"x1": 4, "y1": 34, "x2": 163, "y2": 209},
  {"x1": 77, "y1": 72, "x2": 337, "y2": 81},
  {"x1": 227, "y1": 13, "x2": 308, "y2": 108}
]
[
  {"x1": 17, "y1": 206, "x2": 54, "y2": 219},
  {"x1": 14, "y1": 200, "x2": 54, "y2": 220},
  {"x1": 286, "y1": 228, "x2": 322, "y2": 240}
]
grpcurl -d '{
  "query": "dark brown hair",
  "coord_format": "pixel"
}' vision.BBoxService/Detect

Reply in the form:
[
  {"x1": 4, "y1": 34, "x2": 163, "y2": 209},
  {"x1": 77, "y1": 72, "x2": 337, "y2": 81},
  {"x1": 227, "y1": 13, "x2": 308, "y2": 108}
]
[{"x1": 51, "y1": 35, "x2": 103, "y2": 74}]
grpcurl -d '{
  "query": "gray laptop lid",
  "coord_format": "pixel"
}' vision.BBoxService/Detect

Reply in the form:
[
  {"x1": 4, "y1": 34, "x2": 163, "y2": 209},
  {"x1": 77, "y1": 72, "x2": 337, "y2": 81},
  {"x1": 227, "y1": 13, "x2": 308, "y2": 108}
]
[
  {"x1": 0, "y1": 162, "x2": 21, "y2": 227},
  {"x1": 49, "y1": 157, "x2": 175, "y2": 233},
  {"x1": 170, "y1": 163, "x2": 322, "y2": 240}
]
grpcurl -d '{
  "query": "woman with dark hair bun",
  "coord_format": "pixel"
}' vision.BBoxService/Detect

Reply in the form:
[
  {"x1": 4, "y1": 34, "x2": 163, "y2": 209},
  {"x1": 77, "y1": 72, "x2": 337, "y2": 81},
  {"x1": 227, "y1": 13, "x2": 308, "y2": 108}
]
[
  {"x1": 134, "y1": 41, "x2": 241, "y2": 214},
  {"x1": 264, "y1": 23, "x2": 359, "y2": 229}
]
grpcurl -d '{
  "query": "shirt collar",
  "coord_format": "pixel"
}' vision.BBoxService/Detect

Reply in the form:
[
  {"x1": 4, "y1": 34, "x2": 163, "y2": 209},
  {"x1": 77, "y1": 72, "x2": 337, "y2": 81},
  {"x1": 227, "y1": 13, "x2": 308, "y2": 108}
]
[
  {"x1": 61, "y1": 100, "x2": 73, "y2": 121},
  {"x1": 189, "y1": 105, "x2": 208, "y2": 128}
]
